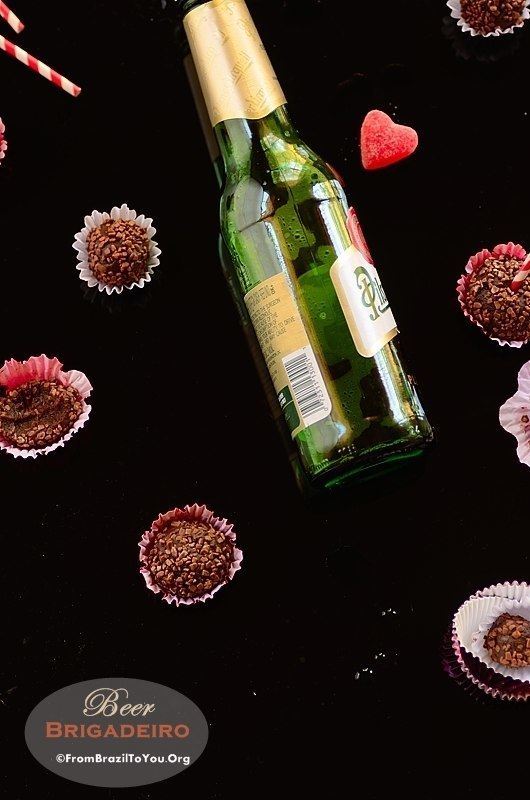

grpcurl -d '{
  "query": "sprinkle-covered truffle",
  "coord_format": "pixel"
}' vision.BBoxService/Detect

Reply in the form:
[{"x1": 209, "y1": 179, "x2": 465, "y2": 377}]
[
  {"x1": 0, "y1": 380, "x2": 83, "y2": 449},
  {"x1": 143, "y1": 517, "x2": 235, "y2": 602},
  {"x1": 465, "y1": 253, "x2": 530, "y2": 342},
  {"x1": 460, "y1": 0, "x2": 526, "y2": 34},
  {"x1": 86, "y1": 218, "x2": 150, "y2": 289},
  {"x1": 484, "y1": 613, "x2": 530, "y2": 669}
]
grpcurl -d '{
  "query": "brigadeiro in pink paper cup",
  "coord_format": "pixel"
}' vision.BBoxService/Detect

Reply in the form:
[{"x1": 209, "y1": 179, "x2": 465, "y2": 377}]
[
  {"x1": 0, "y1": 355, "x2": 92, "y2": 459},
  {"x1": 450, "y1": 582, "x2": 530, "y2": 702},
  {"x1": 447, "y1": 0, "x2": 530, "y2": 37},
  {"x1": 500, "y1": 360, "x2": 530, "y2": 467},
  {"x1": 73, "y1": 204, "x2": 161, "y2": 295},
  {"x1": 457, "y1": 242, "x2": 530, "y2": 347},
  {"x1": 139, "y1": 504, "x2": 243, "y2": 607},
  {"x1": 0, "y1": 118, "x2": 7, "y2": 163}
]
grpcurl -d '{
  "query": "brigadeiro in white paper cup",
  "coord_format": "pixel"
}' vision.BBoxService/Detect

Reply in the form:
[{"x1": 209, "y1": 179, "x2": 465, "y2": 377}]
[
  {"x1": 0, "y1": 355, "x2": 92, "y2": 459},
  {"x1": 500, "y1": 360, "x2": 530, "y2": 467},
  {"x1": 451, "y1": 582, "x2": 530, "y2": 702},
  {"x1": 456, "y1": 242, "x2": 530, "y2": 347},
  {"x1": 0, "y1": 118, "x2": 7, "y2": 162},
  {"x1": 73, "y1": 203, "x2": 161, "y2": 295},
  {"x1": 139, "y1": 504, "x2": 243, "y2": 607},
  {"x1": 447, "y1": 0, "x2": 530, "y2": 37}
]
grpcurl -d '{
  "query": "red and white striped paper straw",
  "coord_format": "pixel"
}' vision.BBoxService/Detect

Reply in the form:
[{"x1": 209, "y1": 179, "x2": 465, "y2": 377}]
[
  {"x1": 511, "y1": 254, "x2": 530, "y2": 292},
  {"x1": 0, "y1": 1, "x2": 24, "y2": 34},
  {"x1": 0, "y1": 34, "x2": 81, "y2": 96}
]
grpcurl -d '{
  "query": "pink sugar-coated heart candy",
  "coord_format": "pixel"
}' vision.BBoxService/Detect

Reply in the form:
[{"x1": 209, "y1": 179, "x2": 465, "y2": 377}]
[{"x1": 360, "y1": 110, "x2": 419, "y2": 171}]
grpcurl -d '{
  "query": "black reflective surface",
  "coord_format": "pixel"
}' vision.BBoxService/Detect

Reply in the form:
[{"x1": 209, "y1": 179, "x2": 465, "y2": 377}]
[{"x1": 0, "y1": 1, "x2": 527, "y2": 797}]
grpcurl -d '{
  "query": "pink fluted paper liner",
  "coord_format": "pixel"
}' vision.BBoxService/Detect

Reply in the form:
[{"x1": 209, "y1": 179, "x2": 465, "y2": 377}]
[
  {"x1": 0, "y1": 118, "x2": 6, "y2": 162},
  {"x1": 500, "y1": 361, "x2": 530, "y2": 467},
  {"x1": 456, "y1": 242, "x2": 528, "y2": 347},
  {"x1": 450, "y1": 582, "x2": 530, "y2": 702},
  {"x1": 447, "y1": 0, "x2": 530, "y2": 37},
  {"x1": 0, "y1": 355, "x2": 92, "y2": 459},
  {"x1": 73, "y1": 204, "x2": 161, "y2": 296},
  {"x1": 139, "y1": 503, "x2": 243, "y2": 607}
]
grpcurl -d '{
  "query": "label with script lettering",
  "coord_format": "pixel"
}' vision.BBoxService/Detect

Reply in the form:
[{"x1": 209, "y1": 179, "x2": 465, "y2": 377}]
[{"x1": 330, "y1": 245, "x2": 398, "y2": 359}]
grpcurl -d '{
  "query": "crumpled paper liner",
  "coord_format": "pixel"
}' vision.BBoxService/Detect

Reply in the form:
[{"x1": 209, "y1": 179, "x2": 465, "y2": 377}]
[
  {"x1": 73, "y1": 203, "x2": 161, "y2": 295},
  {"x1": 451, "y1": 582, "x2": 530, "y2": 702},
  {"x1": 456, "y1": 242, "x2": 528, "y2": 347},
  {"x1": 139, "y1": 503, "x2": 243, "y2": 607},
  {"x1": 0, "y1": 118, "x2": 7, "y2": 162},
  {"x1": 500, "y1": 361, "x2": 530, "y2": 467},
  {"x1": 447, "y1": 0, "x2": 530, "y2": 37},
  {"x1": 0, "y1": 354, "x2": 92, "y2": 459}
]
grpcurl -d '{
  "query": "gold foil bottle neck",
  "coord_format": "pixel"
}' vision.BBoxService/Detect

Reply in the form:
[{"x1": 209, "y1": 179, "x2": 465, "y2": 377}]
[{"x1": 184, "y1": 0, "x2": 287, "y2": 127}]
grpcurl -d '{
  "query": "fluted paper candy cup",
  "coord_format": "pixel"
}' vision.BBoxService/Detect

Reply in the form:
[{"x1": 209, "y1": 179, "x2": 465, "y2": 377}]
[
  {"x1": 451, "y1": 582, "x2": 530, "y2": 702},
  {"x1": 447, "y1": 0, "x2": 530, "y2": 37},
  {"x1": 139, "y1": 504, "x2": 243, "y2": 607},
  {"x1": 456, "y1": 242, "x2": 529, "y2": 347},
  {"x1": 73, "y1": 204, "x2": 161, "y2": 296},
  {"x1": 0, "y1": 118, "x2": 7, "y2": 162},
  {"x1": 0, "y1": 355, "x2": 92, "y2": 459},
  {"x1": 500, "y1": 361, "x2": 530, "y2": 467}
]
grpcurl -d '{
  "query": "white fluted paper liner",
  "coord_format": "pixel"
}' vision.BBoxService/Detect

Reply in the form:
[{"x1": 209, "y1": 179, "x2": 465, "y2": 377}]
[
  {"x1": 452, "y1": 582, "x2": 530, "y2": 700},
  {"x1": 73, "y1": 203, "x2": 161, "y2": 296},
  {"x1": 0, "y1": 355, "x2": 92, "y2": 459},
  {"x1": 500, "y1": 361, "x2": 530, "y2": 467},
  {"x1": 447, "y1": 0, "x2": 530, "y2": 37},
  {"x1": 139, "y1": 504, "x2": 243, "y2": 607},
  {"x1": 0, "y1": 118, "x2": 6, "y2": 162}
]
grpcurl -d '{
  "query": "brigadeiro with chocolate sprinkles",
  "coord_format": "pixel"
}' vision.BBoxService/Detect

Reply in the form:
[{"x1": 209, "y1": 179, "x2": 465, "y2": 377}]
[
  {"x1": 457, "y1": 242, "x2": 530, "y2": 346},
  {"x1": 448, "y1": 0, "x2": 530, "y2": 36},
  {"x1": 0, "y1": 355, "x2": 92, "y2": 459},
  {"x1": 73, "y1": 204, "x2": 161, "y2": 295},
  {"x1": 139, "y1": 504, "x2": 243, "y2": 606}
]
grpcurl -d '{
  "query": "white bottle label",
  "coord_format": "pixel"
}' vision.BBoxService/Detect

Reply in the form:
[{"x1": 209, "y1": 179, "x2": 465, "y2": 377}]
[{"x1": 330, "y1": 245, "x2": 398, "y2": 359}]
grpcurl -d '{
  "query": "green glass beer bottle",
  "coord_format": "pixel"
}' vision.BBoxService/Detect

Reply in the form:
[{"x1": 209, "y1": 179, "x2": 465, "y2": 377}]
[{"x1": 179, "y1": 0, "x2": 433, "y2": 490}]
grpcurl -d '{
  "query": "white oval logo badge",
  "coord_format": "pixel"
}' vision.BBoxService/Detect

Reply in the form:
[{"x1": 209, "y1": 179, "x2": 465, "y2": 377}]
[{"x1": 25, "y1": 678, "x2": 208, "y2": 788}]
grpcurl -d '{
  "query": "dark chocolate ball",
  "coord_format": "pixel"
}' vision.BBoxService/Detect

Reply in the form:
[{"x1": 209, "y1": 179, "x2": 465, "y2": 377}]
[
  {"x1": 484, "y1": 613, "x2": 530, "y2": 669},
  {"x1": 466, "y1": 254, "x2": 530, "y2": 342}
]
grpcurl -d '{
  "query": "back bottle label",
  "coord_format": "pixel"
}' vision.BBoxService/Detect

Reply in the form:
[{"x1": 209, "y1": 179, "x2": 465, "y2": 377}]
[
  {"x1": 184, "y1": 0, "x2": 286, "y2": 127},
  {"x1": 330, "y1": 245, "x2": 398, "y2": 359},
  {"x1": 244, "y1": 273, "x2": 332, "y2": 437}
]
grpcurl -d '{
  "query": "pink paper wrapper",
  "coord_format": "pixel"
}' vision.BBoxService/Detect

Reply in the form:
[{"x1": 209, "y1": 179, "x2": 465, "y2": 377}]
[
  {"x1": 0, "y1": 355, "x2": 93, "y2": 459},
  {"x1": 500, "y1": 361, "x2": 530, "y2": 467},
  {"x1": 0, "y1": 118, "x2": 7, "y2": 162},
  {"x1": 456, "y1": 242, "x2": 528, "y2": 347},
  {"x1": 450, "y1": 582, "x2": 530, "y2": 702},
  {"x1": 139, "y1": 503, "x2": 243, "y2": 607}
]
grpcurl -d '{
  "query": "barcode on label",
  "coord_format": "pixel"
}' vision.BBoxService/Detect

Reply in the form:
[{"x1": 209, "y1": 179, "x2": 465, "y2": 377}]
[{"x1": 283, "y1": 346, "x2": 332, "y2": 429}]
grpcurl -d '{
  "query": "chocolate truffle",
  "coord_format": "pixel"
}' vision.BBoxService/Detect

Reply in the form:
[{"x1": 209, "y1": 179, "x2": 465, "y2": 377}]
[
  {"x1": 0, "y1": 380, "x2": 83, "y2": 449},
  {"x1": 460, "y1": 0, "x2": 526, "y2": 34},
  {"x1": 465, "y1": 253, "x2": 530, "y2": 342},
  {"x1": 144, "y1": 517, "x2": 235, "y2": 602},
  {"x1": 86, "y1": 219, "x2": 150, "y2": 288},
  {"x1": 484, "y1": 613, "x2": 530, "y2": 669}
]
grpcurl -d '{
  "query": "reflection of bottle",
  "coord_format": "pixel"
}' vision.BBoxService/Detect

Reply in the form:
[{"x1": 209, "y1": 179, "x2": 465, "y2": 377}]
[{"x1": 180, "y1": 0, "x2": 433, "y2": 490}]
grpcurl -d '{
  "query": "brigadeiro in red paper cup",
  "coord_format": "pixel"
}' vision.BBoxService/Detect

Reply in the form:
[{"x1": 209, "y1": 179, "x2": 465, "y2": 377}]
[
  {"x1": 447, "y1": 0, "x2": 530, "y2": 37},
  {"x1": 139, "y1": 504, "x2": 243, "y2": 607},
  {"x1": 0, "y1": 118, "x2": 7, "y2": 163},
  {"x1": 451, "y1": 582, "x2": 530, "y2": 702},
  {"x1": 73, "y1": 204, "x2": 161, "y2": 295},
  {"x1": 457, "y1": 242, "x2": 530, "y2": 346},
  {"x1": 500, "y1": 360, "x2": 530, "y2": 467},
  {"x1": 0, "y1": 355, "x2": 92, "y2": 459}
]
